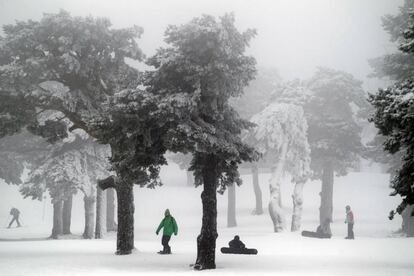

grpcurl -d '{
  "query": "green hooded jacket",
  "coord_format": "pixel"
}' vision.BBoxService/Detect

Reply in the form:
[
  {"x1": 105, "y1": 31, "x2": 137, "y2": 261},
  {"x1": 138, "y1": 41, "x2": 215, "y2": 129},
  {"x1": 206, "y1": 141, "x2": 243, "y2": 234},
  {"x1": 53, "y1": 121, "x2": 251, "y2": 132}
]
[{"x1": 156, "y1": 215, "x2": 178, "y2": 236}]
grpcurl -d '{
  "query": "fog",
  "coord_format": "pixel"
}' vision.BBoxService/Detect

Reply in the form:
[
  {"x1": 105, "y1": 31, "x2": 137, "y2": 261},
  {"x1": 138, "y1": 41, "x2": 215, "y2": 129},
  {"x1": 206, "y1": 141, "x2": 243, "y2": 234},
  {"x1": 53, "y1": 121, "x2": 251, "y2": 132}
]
[
  {"x1": 0, "y1": 0, "x2": 402, "y2": 89},
  {"x1": 1, "y1": 1, "x2": 413, "y2": 275}
]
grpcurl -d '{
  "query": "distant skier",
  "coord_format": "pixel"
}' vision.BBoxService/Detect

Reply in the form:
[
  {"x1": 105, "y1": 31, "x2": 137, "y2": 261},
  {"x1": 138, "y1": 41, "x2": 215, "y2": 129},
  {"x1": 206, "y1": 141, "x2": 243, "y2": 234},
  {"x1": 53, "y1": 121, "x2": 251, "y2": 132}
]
[
  {"x1": 301, "y1": 218, "x2": 332, "y2": 239},
  {"x1": 8, "y1": 207, "x2": 21, "y2": 228},
  {"x1": 156, "y1": 209, "x2": 178, "y2": 254},
  {"x1": 221, "y1": 235, "x2": 258, "y2": 254},
  {"x1": 344, "y1": 205, "x2": 354, "y2": 239}
]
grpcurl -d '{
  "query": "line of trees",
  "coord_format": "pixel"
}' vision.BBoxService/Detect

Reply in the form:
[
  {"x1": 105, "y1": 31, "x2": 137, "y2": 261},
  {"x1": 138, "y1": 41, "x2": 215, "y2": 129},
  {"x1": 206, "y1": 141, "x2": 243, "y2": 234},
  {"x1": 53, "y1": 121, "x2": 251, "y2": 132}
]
[
  {"x1": 0, "y1": 127, "x2": 118, "y2": 239},
  {"x1": 0, "y1": 11, "x2": 258, "y2": 270},
  {"x1": 2, "y1": 0, "x2": 414, "y2": 271},
  {"x1": 215, "y1": 67, "x2": 367, "y2": 233}
]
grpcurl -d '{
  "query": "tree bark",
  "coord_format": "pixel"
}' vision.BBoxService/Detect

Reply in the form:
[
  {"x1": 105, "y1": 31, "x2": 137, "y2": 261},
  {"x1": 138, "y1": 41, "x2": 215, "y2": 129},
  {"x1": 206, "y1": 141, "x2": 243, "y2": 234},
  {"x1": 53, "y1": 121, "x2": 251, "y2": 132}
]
[
  {"x1": 268, "y1": 142, "x2": 288, "y2": 232},
  {"x1": 402, "y1": 204, "x2": 414, "y2": 237},
  {"x1": 95, "y1": 185, "x2": 107, "y2": 239},
  {"x1": 115, "y1": 182, "x2": 135, "y2": 255},
  {"x1": 252, "y1": 165, "x2": 263, "y2": 215},
  {"x1": 291, "y1": 180, "x2": 305, "y2": 231},
  {"x1": 51, "y1": 200, "x2": 64, "y2": 239},
  {"x1": 227, "y1": 183, "x2": 237, "y2": 227},
  {"x1": 83, "y1": 195, "x2": 96, "y2": 239},
  {"x1": 319, "y1": 162, "x2": 334, "y2": 226},
  {"x1": 106, "y1": 188, "x2": 117, "y2": 232},
  {"x1": 187, "y1": 170, "x2": 194, "y2": 186},
  {"x1": 195, "y1": 155, "x2": 218, "y2": 270},
  {"x1": 62, "y1": 194, "x2": 73, "y2": 235}
]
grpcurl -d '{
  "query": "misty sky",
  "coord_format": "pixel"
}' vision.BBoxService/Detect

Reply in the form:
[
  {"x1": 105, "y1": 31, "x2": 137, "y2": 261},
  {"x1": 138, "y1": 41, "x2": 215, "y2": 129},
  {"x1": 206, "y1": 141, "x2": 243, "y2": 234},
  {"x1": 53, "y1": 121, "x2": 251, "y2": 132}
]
[{"x1": 0, "y1": 0, "x2": 403, "y2": 91}]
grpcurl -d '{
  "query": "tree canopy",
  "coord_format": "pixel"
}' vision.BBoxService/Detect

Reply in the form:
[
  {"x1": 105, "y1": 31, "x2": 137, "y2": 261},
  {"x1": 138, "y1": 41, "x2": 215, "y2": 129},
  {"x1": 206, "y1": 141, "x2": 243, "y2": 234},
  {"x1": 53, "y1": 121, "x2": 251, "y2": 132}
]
[
  {"x1": 369, "y1": 0, "x2": 414, "y2": 219},
  {"x1": 146, "y1": 13, "x2": 260, "y2": 191}
]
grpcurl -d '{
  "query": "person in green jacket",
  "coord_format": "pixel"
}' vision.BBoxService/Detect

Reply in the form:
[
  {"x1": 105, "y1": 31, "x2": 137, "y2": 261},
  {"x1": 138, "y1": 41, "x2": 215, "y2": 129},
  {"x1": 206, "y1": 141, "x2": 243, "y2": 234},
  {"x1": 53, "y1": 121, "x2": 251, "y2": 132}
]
[{"x1": 156, "y1": 209, "x2": 178, "y2": 254}]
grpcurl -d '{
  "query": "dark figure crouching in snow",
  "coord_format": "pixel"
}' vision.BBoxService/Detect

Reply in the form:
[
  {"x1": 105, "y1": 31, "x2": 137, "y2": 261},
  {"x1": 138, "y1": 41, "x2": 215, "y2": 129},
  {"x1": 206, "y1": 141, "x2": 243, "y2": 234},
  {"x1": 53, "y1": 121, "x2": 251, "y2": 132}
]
[
  {"x1": 345, "y1": 205, "x2": 355, "y2": 239},
  {"x1": 221, "y1": 235, "x2": 258, "y2": 255},
  {"x1": 156, "y1": 209, "x2": 178, "y2": 254},
  {"x1": 301, "y1": 218, "x2": 332, "y2": 239},
  {"x1": 8, "y1": 207, "x2": 21, "y2": 228}
]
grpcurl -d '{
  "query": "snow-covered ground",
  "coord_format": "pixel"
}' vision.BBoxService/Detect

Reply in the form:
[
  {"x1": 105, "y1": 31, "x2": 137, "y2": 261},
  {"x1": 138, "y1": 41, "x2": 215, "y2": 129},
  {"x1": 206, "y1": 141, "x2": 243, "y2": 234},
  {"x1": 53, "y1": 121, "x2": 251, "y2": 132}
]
[{"x1": 0, "y1": 165, "x2": 413, "y2": 276}]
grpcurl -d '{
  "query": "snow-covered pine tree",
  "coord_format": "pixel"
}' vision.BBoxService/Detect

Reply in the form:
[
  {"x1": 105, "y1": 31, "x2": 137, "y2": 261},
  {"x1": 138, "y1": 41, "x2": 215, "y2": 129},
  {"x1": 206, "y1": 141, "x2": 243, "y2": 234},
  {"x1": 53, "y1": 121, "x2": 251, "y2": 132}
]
[
  {"x1": 245, "y1": 103, "x2": 310, "y2": 232},
  {"x1": 369, "y1": 0, "x2": 414, "y2": 236},
  {"x1": 0, "y1": 113, "x2": 73, "y2": 236},
  {"x1": 232, "y1": 68, "x2": 282, "y2": 216},
  {"x1": 21, "y1": 128, "x2": 111, "y2": 239},
  {"x1": 0, "y1": 11, "x2": 144, "y2": 252},
  {"x1": 304, "y1": 68, "x2": 366, "y2": 226},
  {"x1": 93, "y1": 87, "x2": 172, "y2": 254},
  {"x1": 146, "y1": 14, "x2": 259, "y2": 270},
  {"x1": 369, "y1": 80, "x2": 414, "y2": 227},
  {"x1": 369, "y1": 0, "x2": 414, "y2": 83}
]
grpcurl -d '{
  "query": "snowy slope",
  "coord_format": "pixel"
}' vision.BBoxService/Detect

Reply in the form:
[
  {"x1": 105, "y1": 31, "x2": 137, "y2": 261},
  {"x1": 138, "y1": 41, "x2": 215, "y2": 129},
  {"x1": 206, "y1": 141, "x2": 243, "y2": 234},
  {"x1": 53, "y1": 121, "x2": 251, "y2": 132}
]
[{"x1": 0, "y1": 165, "x2": 412, "y2": 276}]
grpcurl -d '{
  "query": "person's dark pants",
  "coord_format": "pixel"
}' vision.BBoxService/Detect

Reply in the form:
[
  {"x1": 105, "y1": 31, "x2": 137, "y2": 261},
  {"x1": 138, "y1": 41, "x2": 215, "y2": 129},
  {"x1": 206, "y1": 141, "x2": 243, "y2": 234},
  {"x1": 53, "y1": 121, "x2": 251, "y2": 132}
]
[
  {"x1": 347, "y1": 223, "x2": 354, "y2": 239},
  {"x1": 162, "y1": 235, "x2": 171, "y2": 253},
  {"x1": 8, "y1": 215, "x2": 21, "y2": 228}
]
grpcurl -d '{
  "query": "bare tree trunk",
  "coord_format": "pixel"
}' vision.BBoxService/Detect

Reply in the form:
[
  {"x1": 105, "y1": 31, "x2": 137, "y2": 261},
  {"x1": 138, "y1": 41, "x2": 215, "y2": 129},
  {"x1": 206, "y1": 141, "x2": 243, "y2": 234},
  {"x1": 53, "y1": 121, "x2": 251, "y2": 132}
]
[
  {"x1": 83, "y1": 196, "x2": 96, "y2": 239},
  {"x1": 51, "y1": 200, "x2": 64, "y2": 239},
  {"x1": 194, "y1": 154, "x2": 218, "y2": 270},
  {"x1": 402, "y1": 205, "x2": 414, "y2": 237},
  {"x1": 269, "y1": 142, "x2": 288, "y2": 232},
  {"x1": 291, "y1": 180, "x2": 305, "y2": 231},
  {"x1": 106, "y1": 188, "x2": 117, "y2": 232},
  {"x1": 95, "y1": 185, "x2": 107, "y2": 239},
  {"x1": 227, "y1": 183, "x2": 237, "y2": 227},
  {"x1": 187, "y1": 170, "x2": 194, "y2": 186},
  {"x1": 62, "y1": 194, "x2": 73, "y2": 235},
  {"x1": 319, "y1": 162, "x2": 334, "y2": 225},
  {"x1": 252, "y1": 165, "x2": 263, "y2": 215},
  {"x1": 116, "y1": 182, "x2": 135, "y2": 255}
]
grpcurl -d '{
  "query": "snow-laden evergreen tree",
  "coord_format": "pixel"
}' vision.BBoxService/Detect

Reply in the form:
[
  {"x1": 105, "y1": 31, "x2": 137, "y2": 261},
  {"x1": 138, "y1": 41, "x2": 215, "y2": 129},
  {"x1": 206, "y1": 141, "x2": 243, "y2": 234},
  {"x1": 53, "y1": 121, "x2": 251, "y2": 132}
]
[
  {"x1": 244, "y1": 103, "x2": 310, "y2": 232},
  {"x1": 93, "y1": 87, "x2": 173, "y2": 254},
  {"x1": 232, "y1": 68, "x2": 282, "y2": 215},
  {"x1": 369, "y1": 0, "x2": 414, "y2": 82},
  {"x1": 146, "y1": 14, "x2": 258, "y2": 270},
  {"x1": 0, "y1": 11, "x2": 144, "y2": 253},
  {"x1": 20, "y1": 129, "x2": 111, "y2": 239},
  {"x1": 369, "y1": 80, "x2": 414, "y2": 220},
  {"x1": 303, "y1": 68, "x2": 366, "y2": 226},
  {"x1": 0, "y1": 113, "x2": 74, "y2": 236},
  {"x1": 369, "y1": 0, "x2": 414, "y2": 236},
  {"x1": 274, "y1": 73, "x2": 366, "y2": 226}
]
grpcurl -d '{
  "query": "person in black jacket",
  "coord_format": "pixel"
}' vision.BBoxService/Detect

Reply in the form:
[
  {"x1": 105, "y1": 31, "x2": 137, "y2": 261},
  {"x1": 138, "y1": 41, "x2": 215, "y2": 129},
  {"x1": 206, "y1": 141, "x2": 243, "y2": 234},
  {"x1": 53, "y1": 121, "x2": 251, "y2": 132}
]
[
  {"x1": 8, "y1": 207, "x2": 21, "y2": 228},
  {"x1": 221, "y1": 235, "x2": 257, "y2": 254},
  {"x1": 229, "y1": 235, "x2": 245, "y2": 249}
]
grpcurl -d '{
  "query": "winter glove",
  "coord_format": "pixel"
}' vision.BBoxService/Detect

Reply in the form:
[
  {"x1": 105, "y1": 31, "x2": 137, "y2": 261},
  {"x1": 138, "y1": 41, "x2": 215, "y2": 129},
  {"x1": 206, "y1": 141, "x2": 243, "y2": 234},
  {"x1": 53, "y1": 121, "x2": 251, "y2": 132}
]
[
  {"x1": 156, "y1": 231, "x2": 159, "y2": 235},
  {"x1": 174, "y1": 232, "x2": 177, "y2": 236}
]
